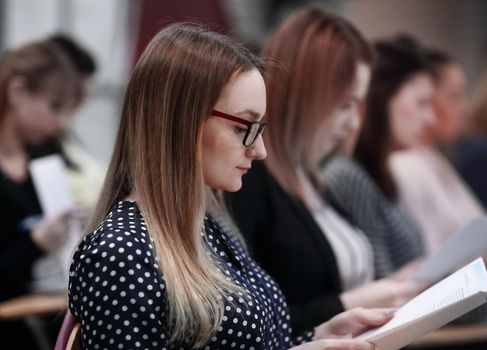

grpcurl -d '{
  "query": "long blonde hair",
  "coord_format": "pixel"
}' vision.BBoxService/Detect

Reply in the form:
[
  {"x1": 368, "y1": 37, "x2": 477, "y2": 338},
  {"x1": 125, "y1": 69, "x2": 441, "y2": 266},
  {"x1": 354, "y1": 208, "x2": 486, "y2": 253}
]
[
  {"x1": 89, "y1": 23, "x2": 264, "y2": 346},
  {"x1": 262, "y1": 8, "x2": 372, "y2": 202}
]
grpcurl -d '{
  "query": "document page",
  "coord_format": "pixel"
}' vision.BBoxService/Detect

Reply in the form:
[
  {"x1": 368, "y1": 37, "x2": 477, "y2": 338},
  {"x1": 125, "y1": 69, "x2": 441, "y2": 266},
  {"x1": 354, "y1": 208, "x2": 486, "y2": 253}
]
[
  {"x1": 414, "y1": 217, "x2": 487, "y2": 282},
  {"x1": 356, "y1": 258, "x2": 487, "y2": 350},
  {"x1": 29, "y1": 154, "x2": 81, "y2": 292},
  {"x1": 29, "y1": 154, "x2": 73, "y2": 216}
]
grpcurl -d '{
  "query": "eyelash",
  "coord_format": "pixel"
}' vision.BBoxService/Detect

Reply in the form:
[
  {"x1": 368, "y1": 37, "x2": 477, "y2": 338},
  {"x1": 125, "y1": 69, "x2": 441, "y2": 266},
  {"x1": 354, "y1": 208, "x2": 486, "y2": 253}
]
[{"x1": 234, "y1": 126, "x2": 247, "y2": 134}]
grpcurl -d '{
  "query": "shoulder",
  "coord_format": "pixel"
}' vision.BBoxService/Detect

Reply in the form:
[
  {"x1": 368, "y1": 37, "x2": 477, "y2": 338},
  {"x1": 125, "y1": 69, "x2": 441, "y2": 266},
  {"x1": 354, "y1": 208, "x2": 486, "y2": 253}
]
[
  {"x1": 75, "y1": 201, "x2": 152, "y2": 256},
  {"x1": 68, "y1": 202, "x2": 168, "y2": 349},
  {"x1": 389, "y1": 148, "x2": 431, "y2": 178},
  {"x1": 323, "y1": 156, "x2": 377, "y2": 198},
  {"x1": 69, "y1": 201, "x2": 163, "y2": 311}
]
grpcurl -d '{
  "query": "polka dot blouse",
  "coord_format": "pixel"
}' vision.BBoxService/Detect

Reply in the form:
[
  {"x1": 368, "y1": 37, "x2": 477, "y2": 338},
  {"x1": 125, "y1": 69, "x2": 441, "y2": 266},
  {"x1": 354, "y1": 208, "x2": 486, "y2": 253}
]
[{"x1": 69, "y1": 201, "x2": 313, "y2": 349}]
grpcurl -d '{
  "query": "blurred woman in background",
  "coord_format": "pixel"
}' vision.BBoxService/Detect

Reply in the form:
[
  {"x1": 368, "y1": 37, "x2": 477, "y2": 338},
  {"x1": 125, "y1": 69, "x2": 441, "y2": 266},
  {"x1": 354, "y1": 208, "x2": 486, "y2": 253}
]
[
  {"x1": 0, "y1": 40, "x2": 80, "y2": 349},
  {"x1": 455, "y1": 68, "x2": 487, "y2": 210},
  {"x1": 323, "y1": 41, "x2": 432, "y2": 276},
  {"x1": 388, "y1": 47, "x2": 484, "y2": 254},
  {"x1": 227, "y1": 8, "x2": 424, "y2": 336}
]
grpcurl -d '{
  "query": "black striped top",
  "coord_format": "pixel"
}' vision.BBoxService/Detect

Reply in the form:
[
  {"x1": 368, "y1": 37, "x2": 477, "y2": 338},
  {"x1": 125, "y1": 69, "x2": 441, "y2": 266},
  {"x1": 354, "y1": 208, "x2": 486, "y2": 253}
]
[{"x1": 322, "y1": 156, "x2": 425, "y2": 278}]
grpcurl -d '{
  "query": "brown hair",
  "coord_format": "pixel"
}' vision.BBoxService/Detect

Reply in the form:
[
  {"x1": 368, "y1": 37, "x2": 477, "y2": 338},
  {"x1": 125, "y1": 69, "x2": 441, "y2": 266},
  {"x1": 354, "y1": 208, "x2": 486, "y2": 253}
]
[
  {"x1": 354, "y1": 40, "x2": 432, "y2": 199},
  {"x1": 262, "y1": 7, "x2": 372, "y2": 201},
  {"x1": 89, "y1": 23, "x2": 264, "y2": 346},
  {"x1": 469, "y1": 68, "x2": 487, "y2": 136},
  {"x1": 426, "y1": 48, "x2": 455, "y2": 84},
  {"x1": 0, "y1": 40, "x2": 80, "y2": 121}
]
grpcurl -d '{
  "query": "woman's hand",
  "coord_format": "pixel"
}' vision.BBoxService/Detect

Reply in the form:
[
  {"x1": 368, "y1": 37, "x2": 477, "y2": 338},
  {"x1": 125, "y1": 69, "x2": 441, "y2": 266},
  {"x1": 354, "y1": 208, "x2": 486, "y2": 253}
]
[
  {"x1": 341, "y1": 277, "x2": 426, "y2": 309},
  {"x1": 314, "y1": 307, "x2": 394, "y2": 340},
  {"x1": 31, "y1": 208, "x2": 76, "y2": 253},
  {"x1": 289, "y1": 308, "x2": 392, "y2": 349},
  {"x1": 289, "y1": 338, "x2": 375, "y2": 349}
]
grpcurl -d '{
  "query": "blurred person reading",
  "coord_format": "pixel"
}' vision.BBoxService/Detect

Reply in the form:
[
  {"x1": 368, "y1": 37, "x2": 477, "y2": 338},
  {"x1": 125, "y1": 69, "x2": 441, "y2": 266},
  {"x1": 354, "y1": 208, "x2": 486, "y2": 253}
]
[{"x1": 0, "y1": 39, "x2": 80, "y2": 350}]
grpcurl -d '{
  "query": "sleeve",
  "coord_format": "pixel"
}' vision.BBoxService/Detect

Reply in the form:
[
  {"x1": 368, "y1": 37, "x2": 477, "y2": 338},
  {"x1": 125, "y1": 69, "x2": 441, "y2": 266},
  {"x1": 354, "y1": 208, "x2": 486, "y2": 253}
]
[
  {"x1": 70, "y1": 230, "x2": 169, "y2": 349},
  {"x1": 324, "y1": 158, "x2": 385, "y2": 229},
  {"x1": 323, "y1": 157, "x2": 396, "y2": 278}
]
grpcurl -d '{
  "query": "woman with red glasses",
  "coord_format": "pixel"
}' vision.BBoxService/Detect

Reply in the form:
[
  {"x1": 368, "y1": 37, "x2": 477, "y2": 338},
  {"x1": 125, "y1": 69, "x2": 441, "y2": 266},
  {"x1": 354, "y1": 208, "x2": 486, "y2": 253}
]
[{"x1": 67, "y1": 22, "x2": 392, "y2": 350}]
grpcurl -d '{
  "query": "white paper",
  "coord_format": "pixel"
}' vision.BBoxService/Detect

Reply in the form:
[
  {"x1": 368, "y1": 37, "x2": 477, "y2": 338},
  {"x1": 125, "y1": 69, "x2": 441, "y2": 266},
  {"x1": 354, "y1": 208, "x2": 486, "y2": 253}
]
[
  {"x1": 356, "y1": 258, "x2": 487, "y2": 350},
  {"x1": 29, "y1": 155, "x2": 81, "y2": 292},
  {"x1": 414, "y1": 216, "x2": 487, "y2": 282},
  {"x1": 29, "y1": 154, "x2": 73, "y2": 216}
]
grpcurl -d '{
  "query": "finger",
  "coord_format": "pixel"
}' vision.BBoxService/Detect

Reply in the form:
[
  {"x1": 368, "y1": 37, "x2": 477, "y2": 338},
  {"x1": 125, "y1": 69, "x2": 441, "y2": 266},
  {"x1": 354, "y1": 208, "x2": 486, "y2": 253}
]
[
  {"x1": 316, "y1": 338, "x2": 374, "y2": 350},
  {"x1": 352, "y1": 308, "x2": 395, "y2": 327},
  {"x1": 331, "y1": 308, "x2": 394, "y2": 335}
]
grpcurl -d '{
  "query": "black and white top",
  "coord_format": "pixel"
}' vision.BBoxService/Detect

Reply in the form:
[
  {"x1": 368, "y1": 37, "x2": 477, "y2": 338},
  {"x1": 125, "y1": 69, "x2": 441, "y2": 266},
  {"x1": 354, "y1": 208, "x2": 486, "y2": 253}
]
[
  {"x1": 322, "y1": 156, "x2": 425, "y2": 279},
  {"x1": 69, "y1": 201, "x2": 313, "y2": 349},
  {"x1": 297, "y1": 168, "x2": 374, "y2": 291}
]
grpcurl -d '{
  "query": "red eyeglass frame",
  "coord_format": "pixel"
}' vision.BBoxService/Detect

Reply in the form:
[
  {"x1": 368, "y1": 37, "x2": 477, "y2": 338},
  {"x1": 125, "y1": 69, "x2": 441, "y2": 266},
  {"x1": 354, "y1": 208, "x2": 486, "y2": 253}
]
[{"x1": 211, "y1": 109, "x2": 266, "y2": 147}]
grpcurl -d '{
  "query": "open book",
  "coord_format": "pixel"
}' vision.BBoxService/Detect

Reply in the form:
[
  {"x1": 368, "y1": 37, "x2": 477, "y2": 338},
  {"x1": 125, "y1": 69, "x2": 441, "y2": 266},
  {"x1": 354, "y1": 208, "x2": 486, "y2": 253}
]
[
  {"x1": 355, "y1": 258, "x2": 487, "y2": 350},
  {"x1": 414, "y1": 216, "x2": 487, "y2": 282}
]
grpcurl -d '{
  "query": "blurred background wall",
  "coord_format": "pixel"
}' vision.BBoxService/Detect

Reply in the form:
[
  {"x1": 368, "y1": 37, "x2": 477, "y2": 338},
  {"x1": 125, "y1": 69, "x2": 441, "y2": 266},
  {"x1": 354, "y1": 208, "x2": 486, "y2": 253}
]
[{"x1": 1, "y1": 0, "x2": 486, "y2": 162}]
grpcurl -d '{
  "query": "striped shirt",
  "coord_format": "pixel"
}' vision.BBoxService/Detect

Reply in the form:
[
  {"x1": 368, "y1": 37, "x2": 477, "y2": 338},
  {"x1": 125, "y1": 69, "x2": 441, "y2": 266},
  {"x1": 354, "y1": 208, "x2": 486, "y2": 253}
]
[{"x1": 321, "y1": 155, "x2": 425, "y2": 278}]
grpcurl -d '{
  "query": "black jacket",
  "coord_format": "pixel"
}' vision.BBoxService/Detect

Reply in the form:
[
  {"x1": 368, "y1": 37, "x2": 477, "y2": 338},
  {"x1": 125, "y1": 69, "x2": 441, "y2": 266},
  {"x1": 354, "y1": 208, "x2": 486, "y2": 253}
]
[{"x1": 226, "y1": 161, "x2": 344, "y2": 335}]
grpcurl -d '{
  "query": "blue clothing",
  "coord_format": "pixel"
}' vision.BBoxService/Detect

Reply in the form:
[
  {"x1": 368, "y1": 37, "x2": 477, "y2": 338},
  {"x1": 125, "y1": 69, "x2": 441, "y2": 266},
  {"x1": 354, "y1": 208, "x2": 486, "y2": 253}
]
[
  {"x1": 69, "y1": 201, "x2": 313, "y2": 349},
  {"x1": 455, "y1": 137, "x2": 487, "y2": 209}
]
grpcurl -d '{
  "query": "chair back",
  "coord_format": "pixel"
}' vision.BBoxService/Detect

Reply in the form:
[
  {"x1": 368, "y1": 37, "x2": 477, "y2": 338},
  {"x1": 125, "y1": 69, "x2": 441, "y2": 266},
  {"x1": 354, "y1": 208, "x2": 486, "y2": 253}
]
[{"x1": 55, "y1": 311, "x2": 82, "y2": 350}]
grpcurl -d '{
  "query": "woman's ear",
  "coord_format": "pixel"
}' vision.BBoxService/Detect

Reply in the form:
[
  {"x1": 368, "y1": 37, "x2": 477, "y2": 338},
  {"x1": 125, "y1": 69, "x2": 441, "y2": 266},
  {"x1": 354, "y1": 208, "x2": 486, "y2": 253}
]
[{"x1": 6, "y1": 76, "x2": 28, "y2": 108}]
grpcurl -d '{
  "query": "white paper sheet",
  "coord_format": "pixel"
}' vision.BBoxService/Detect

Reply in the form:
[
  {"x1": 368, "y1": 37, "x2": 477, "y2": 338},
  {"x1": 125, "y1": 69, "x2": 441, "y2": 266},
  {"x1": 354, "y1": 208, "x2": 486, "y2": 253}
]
[
  {"x1": 414, "y1": 216, "x2": 487, "y2": 282},
  {"x1": 29, "y1": 155, "x2": 81, "y2": 292},
  {"x1": 356, "y1": 258, "x2": 487, "y2": 350}
]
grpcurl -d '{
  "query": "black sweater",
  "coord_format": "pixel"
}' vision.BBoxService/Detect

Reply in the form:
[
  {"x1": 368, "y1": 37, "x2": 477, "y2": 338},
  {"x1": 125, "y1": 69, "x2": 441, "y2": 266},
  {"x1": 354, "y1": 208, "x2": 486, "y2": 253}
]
[{"x1": 226, "y1": 161, "x2": 345, "y2": 335}]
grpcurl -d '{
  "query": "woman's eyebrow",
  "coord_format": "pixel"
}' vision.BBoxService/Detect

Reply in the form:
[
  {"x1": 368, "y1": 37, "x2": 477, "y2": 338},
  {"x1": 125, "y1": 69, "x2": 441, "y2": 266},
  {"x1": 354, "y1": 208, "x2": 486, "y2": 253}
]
[{"x1": 235, "y1": 109, "x2": 262, "y2": 121}]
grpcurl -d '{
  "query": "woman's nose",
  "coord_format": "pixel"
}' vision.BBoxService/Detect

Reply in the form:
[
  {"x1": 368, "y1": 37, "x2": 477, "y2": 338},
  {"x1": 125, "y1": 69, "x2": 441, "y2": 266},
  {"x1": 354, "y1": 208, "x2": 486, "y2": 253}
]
[{"x1": 246, "y1": 135, "x2": 267, "y2": 160}]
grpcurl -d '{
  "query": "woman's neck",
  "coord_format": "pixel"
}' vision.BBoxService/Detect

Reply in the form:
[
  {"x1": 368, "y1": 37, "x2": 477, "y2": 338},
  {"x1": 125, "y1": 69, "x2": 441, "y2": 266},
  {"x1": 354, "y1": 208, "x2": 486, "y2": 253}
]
[{"x1": 123, "y1": 193, "x2": 137, "y2": 202}]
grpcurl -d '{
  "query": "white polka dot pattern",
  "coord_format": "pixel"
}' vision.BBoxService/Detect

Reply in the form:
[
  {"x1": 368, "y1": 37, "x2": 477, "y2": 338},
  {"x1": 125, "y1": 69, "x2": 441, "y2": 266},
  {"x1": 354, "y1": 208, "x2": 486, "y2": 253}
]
[{"x1": 69, "y1": 201, "x2": 313, "y2": 349}]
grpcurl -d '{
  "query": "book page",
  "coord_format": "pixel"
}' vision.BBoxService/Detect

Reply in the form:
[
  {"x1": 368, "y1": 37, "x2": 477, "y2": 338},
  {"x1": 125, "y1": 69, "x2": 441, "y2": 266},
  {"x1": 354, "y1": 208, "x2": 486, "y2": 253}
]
[
  {"x1": 414, "y1": 217, "x2": 487, "y2": 282},
  {"x1": 357, "y1": 258, "x2": 487, "y2": 342}
]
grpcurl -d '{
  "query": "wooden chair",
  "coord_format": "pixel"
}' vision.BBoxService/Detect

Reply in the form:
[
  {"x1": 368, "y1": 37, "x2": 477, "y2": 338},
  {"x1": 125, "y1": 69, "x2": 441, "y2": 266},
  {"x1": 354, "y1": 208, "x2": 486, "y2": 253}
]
[
  {"x1": 55, "y1": 311, "x2": 82, "y2": 350},
  {"x1": 66, "y1": 322, "x2": 82, "y2": 350}
]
